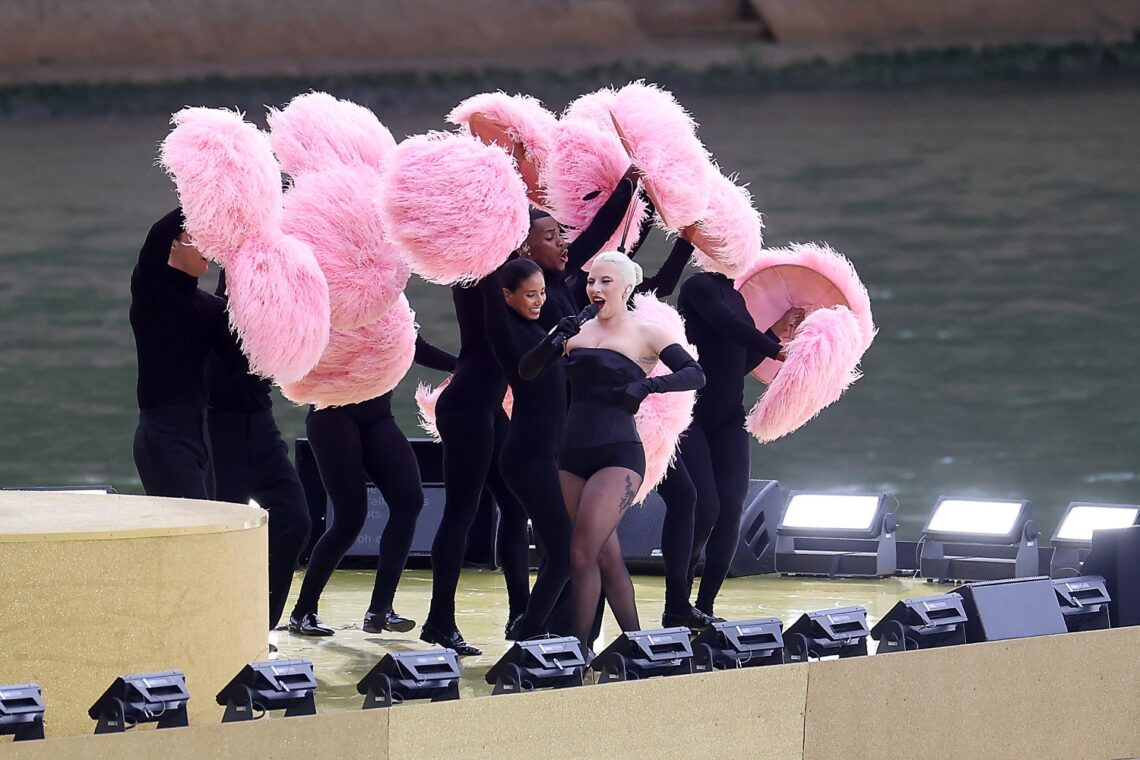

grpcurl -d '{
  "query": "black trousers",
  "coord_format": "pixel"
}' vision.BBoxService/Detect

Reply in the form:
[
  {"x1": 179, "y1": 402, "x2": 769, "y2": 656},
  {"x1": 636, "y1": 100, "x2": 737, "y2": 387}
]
[
  {"x1": 500, "y1": 441, "x2": 572, "y2": 636},
  {"x1": 686, "y1": 420, "x2": 752, "y2": 614},
  {"x1": 209, "y1": 408, "x2": 312, "y2": 630},
  {"x1": 429, "y1": 406, "x2": 530, "y2": 630},
  {"x1": 657, "y1": 456, "x2": 699, "y2": 615},
  {"x1": 293, "y1": 399, "x2": 425, "y2": 620},
  {"x1": 134, "y1": 406, "x2": 213, "y2": 500}
]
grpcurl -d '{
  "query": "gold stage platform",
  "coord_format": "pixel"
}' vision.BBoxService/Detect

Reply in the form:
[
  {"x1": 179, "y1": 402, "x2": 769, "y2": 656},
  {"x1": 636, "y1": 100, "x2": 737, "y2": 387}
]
[
  {"x1": 0, "y1": 491, "x2": 269, "y2": 736},
  {"x1": 2, "y1": 499, "x2": 1138, "y2": 757}
]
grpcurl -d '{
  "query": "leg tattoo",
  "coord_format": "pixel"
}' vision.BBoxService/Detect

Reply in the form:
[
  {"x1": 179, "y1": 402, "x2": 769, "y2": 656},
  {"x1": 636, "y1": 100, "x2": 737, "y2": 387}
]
[{"x1": 618, "y1": 474, "x2": 636, "y2": 514}]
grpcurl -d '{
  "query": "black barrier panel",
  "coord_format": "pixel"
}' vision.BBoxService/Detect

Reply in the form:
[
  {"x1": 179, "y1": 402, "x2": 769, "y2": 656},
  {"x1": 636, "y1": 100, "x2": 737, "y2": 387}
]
[{"x1": 1080, "y1": 524, "x2": 1140, "y2": 627}]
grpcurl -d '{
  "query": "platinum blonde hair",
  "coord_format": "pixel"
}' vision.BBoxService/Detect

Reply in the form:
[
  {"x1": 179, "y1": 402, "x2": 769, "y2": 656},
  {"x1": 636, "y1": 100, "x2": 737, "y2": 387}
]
[{"x1": 590, "y1": 250, "x2": 644, "y2": 289}]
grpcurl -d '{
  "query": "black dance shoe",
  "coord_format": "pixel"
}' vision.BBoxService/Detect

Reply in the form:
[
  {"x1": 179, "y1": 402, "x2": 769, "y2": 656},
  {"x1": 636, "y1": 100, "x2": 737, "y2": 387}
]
[
  {"x1": 504, "y1": 613, "x2": 525, "y2": 641},
  {"x1": 363, "y1": 608, "x2": 416, "y2": 634},
  {"x1": 288, "y1": 612, "x2": 335, "y2": 637},
  {"x1": 420, "y1": 621, "x2": 482, "y2": 656},
  {"x1": 661, "y1": 606, "x2": 717, "y2": 631}
]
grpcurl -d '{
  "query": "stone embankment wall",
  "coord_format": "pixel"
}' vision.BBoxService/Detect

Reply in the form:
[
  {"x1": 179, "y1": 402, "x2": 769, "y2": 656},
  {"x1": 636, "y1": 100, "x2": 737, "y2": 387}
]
[{"x1": 2, "y1": 0, "x2": 1138, "y2": 84}]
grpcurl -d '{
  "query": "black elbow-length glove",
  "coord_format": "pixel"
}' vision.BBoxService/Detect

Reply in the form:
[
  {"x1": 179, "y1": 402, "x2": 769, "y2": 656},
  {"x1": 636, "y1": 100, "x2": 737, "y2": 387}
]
[
  {"x1": 518, "y1": 316, "x2": 580, "y2": 380},
  {"x1": 620, "y1": 343, "x2": 705, "y2": 414}
]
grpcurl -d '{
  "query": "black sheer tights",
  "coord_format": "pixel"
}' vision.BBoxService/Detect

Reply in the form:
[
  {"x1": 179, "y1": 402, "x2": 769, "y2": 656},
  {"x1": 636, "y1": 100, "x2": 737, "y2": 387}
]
[{"x1": 560, "y1": 467, "x2": 643, "y2": 649}]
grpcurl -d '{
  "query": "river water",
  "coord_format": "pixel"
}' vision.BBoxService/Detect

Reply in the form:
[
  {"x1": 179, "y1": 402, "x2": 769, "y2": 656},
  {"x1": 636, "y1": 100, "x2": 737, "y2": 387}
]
[{"x1": 1, "y1": 78, "x2": 1138, "y2": 538}]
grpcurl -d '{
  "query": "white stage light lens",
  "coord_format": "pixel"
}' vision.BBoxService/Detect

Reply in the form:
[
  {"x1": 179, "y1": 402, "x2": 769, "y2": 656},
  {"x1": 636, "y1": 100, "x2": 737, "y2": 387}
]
[
  {"x1": 1055, "y1": 505, "x2": 1139, "y2": 542},
  {"x1": 782, "y1": 494, "x2": 880, "y2": 531},
  {"x1": 927, "y1": 499, "x2": 1022, "y2": 536}
]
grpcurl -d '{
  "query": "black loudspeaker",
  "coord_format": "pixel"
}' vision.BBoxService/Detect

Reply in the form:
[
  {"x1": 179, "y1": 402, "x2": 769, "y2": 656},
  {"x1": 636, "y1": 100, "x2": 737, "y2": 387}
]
[
  {"x1": 615, "y1": 489, "x2": 670, "y2": 572},
  {"x1": 295, "y1": 437, "x2": 490, "y2": 565},
  {"x1": 728, "y1": 480, "x2": 782, "y2": 577},
  {"x1": 953, "y1": 577, "x2": 1068, "y2": 643},
  {"x1": 1080, "y1": 524, "x2": 1140, "y2": 627},
  {"x1": 616, "y1": 479, "x2": 778, "y2": 574}
]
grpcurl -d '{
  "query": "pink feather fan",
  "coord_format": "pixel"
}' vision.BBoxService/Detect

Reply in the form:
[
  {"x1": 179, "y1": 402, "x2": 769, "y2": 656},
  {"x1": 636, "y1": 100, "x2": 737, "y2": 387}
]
[
  {"x1": 736, "y1": 243, "x2": 875, "y2": 443},
  {"x1": 268, "y1": 92, "x2": 409, "y2": 329},
  {"x1": 282, "y1": 167, "x2": 410, "y2": 329},
  {"x1": 448, "y1": 92, "x2": 559, "y2": 208},
  {"x1": 377, "y1": 131, "x2": 529, "y2": 286},
  {"x1": 629, "y1": 294, "x2": 698, "y2": 505},
  {"x1": 687, "y1": 168, "x2": 764, "y2": 279},
  {"x1": 223, "y1": 231, "x2": 331, "y2": 384},
  {"x1": 542, "y1": 120, "x2": 648, "y2": 258},
  {"x1": 159, "y1": 107, "x2": 283, "y2": 264},
  {"x1": 267, "y1": 92, "x2": 397, "y2": 176},
  {"x1": 279, "y1": 294, "x2": 418, "y2": 409},
  {"x1": 414, "y1": 377, "x2": 449, "y2": 441},
  {"x1": 160, "y1": 106, "x2": 330, "y2": 383},
  {"x1": 609, "y1": 81, "x2": 712, "y2": 230},
  {"x1": 562, "y1": 87, "x2": 620, "y2": 133}
]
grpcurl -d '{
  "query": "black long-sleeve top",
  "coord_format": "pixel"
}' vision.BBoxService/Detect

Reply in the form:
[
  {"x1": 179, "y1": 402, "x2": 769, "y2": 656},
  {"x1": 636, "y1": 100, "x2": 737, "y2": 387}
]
[
  {"x1": 541, "y1": 175, "x2": 639, "y2": 328},
  {"x1": 435, "y1": 282, "x2": 507, "y2": 416},
  {"x1": 412, "y1": 334, "x2": 458, "y2": 374},
  {"x1": 482, "y1": 273, "x2": 567, "y2": 456},
  {"x1": 207, "y1": 270, "x2": 273, "y2": 413},
  {"x1": 130, "y1": 208, "x2": 233, "y2": 412},
  {"x1": 677, "y1": 272, "x2": 782, "y2": 430},
  {"x1": 566, "y1": 190, "x2": 693, "y2": 309}
]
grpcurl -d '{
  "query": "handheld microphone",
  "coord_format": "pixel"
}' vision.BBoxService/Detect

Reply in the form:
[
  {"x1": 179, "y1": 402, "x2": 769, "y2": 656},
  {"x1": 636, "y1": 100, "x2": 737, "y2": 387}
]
[{"x1": 576, "y1": 302, "x2": 601, "y2": 326}]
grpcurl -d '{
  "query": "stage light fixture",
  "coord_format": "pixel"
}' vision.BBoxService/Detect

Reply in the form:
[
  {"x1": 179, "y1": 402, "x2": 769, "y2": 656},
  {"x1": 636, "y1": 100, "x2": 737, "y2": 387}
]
[
  {"x1": 590, "y1": 627, "x2": 694, "y2": 683},
  {"x1": 0, "y1": 683, "x2": 45, "y2": 741},
  {"x1": 919, "y1": 497, "x2": 1038, "y2": 581},
  {"x1": 1052, "y1": 575, "x2": 1112, "y2": 632},
  {"x1": 485, "y1": 636, "x2": 586, "y2": 694},
  {"x1": 784, "y1": 606, "x2": 870, "y2": 662},
  {"x1": 691, "y1": 618, "x2": 786, "y2": 671},
  {"x1": 774, "y1": 492, "x2": 896, "y2": 578},
  {"x1": 870, "y1": 593, "x2": 968, "y2": 654},
  {"x1": 358, "y1": 650, "x2": 461, "y2": 708},
  {"x1": 1049, "y1": 502, "x2": 1140, "y2": 578},
  {"x1": 216, "y1": 659, "x2": 316, "y2": 722},
  {"x1": 953, "y1": 577, "x2": 1068, "y2": 642},
  {"x1": 88, "y1": 670, "x2": 189, "y2": 734}
]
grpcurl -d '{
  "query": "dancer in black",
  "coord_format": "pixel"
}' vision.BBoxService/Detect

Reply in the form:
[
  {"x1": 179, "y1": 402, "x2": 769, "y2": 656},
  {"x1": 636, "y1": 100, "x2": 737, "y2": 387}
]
[
  {"x1": 287, "y1": 335, "x2": 456, "y2": 637},
  {"x1": 521, "y1": 167, "x2": 638, "y2": 327},
  {"x1": 522, "y1": 252, "x2": 704, "y2": 650},
  {"x1": 423, "y1": 280, "x2": 532, "y2": 656},
  {"x1": 207, "y1": 272, "x2": 311, "y2": 631},
  {"x1": 130, "y1": 207, "x2": 240, "y2": 499},
  {"x1": 676, "y1": 272, "x2": 802, "y2": 617},
  {"x1": 483, "y1": 258, "x2": 578, "y2": 640},
  {"x1": 562, "y1": 195, "x2": 703, "y2": 636},
  {"x1": 500, "y1": 172, "x2": 644, "y2": 637},
  {"x1": 563, "y1": 207, "x2": 709, "y2": 630}
]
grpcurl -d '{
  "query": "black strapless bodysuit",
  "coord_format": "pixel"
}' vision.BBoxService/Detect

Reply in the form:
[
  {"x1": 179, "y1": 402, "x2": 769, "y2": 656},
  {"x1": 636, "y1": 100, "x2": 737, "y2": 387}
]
[{"x1": 560, "y1": 348, "x2": 647, "y2": 479}]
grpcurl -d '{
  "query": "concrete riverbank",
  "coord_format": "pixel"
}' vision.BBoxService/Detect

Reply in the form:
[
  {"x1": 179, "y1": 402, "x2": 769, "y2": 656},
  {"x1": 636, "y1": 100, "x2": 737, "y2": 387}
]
[{"x1": 4, "y1": 0, "x2": 1138, "y2": 86}]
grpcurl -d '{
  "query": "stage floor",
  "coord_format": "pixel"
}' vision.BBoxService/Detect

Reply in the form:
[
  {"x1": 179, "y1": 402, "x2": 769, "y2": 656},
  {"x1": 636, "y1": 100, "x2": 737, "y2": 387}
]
[{"x1": 271, "y1": 568, "x2": 952, "y2": 711}]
